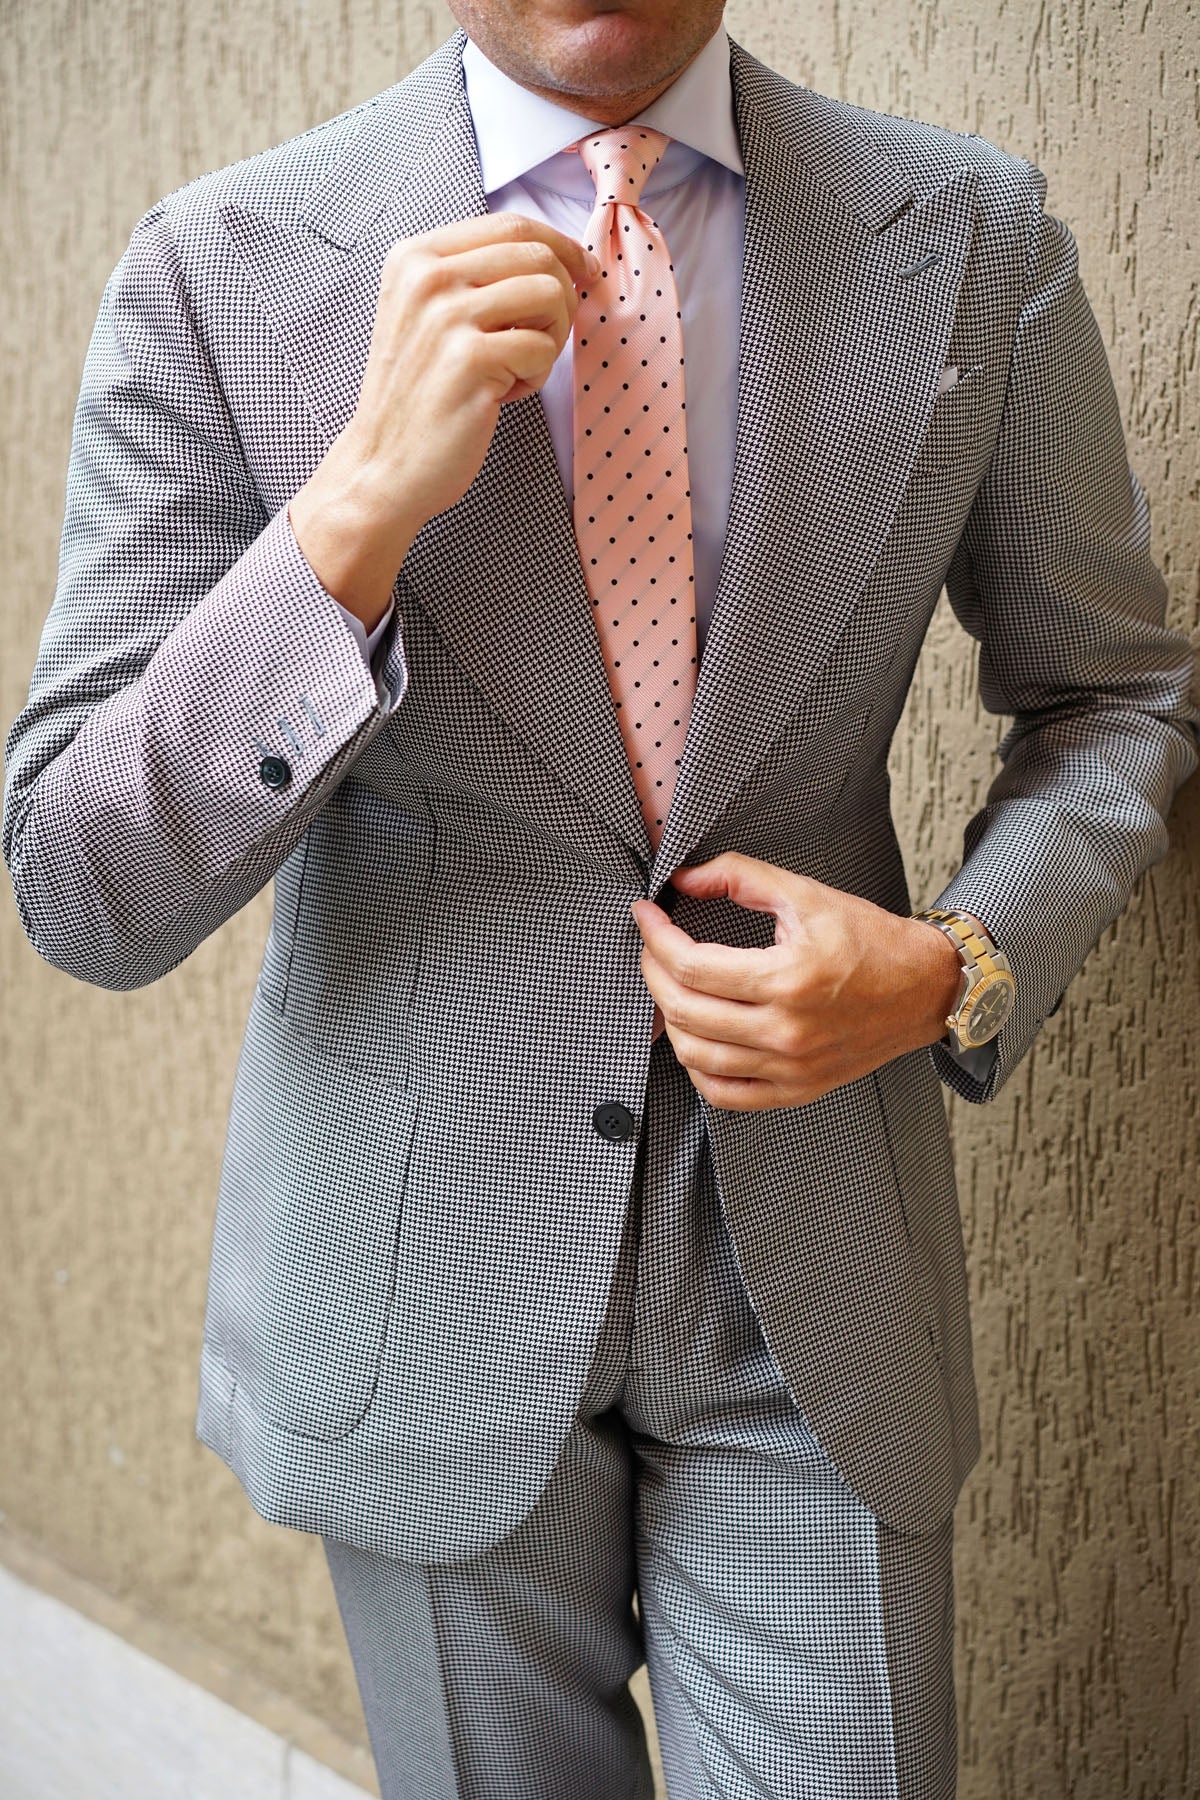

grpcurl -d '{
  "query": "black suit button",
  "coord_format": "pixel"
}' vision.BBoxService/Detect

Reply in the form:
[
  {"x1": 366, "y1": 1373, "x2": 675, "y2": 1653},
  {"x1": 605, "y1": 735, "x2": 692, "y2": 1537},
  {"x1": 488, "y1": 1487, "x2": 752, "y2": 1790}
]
[
  {"x1": 593, "y1": 1102, "x2": 637, "y2": 1143},
  {"x1": 259, "y1": 755, "x2": 291, "y2": 789}
]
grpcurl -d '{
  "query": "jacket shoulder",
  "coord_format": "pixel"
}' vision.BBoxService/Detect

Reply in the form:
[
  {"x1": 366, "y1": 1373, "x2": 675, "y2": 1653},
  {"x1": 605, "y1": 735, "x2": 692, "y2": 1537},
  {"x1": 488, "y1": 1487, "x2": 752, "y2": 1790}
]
[
  {"x1": 846, "y1": 94, "x2": 1034, "y2": 180},
  {"x1": 729, "y1": 39, "x2": 1046, "y2": 233},
  {"x1": 831, "y1": 93, "x2": 1053, "y2": 263},
  {"x1": 124, "y1": 29, "x2": 464, "y2": 248},
  {"x1": 806, "y1": 82, "x2": 1046, "y2": 213},
  {"x1": 128, "y1": 88, "x2": 384, "y2": 245},
  {"x1": 867, "y1": 109, "x2": 1047, "y2": 231}
]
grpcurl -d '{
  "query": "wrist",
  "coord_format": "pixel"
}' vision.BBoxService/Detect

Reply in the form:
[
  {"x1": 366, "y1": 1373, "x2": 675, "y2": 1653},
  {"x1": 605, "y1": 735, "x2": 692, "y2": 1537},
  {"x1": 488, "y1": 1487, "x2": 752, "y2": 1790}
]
[
  {"x1": 906, "y1": 915, "x2": 964, "y2": 1048},
  {"x1": 912, "y1": 907, "x2": 1015, "y2": 1050},
  {"x1": 289, "y1": 429, "x2": 422, "y2": 632}
]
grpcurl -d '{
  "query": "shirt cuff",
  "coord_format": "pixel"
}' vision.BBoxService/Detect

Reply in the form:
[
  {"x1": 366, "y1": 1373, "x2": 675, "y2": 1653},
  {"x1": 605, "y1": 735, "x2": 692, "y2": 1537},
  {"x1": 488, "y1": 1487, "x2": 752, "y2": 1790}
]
[
  {"x1": 332, "y1": 597, "x2": 395, "y2": 665},
  {"x1": 938, "y1": 1034, "x2": 998, "y2": 1084},
  {"x1": 331, "y1": 597, "x2": 396, "y2": 708}
]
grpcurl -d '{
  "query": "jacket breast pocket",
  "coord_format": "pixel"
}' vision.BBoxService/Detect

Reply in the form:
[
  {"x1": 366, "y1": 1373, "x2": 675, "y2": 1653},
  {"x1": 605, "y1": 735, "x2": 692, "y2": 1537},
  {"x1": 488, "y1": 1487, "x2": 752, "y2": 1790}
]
[
  {"x1": 205, "y1": 986, "x2": 421, "y2": 1440},
  {"x1": 908, "y1": 365, "x2": 988, "y2": 474}
]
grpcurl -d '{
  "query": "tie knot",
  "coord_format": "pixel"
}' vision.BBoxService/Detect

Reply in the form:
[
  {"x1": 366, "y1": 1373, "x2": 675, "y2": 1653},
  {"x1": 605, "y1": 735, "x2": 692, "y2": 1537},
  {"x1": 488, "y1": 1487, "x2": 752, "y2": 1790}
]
[{"x1": 568, "y1": 125, "x2": 670, "y2": 210}]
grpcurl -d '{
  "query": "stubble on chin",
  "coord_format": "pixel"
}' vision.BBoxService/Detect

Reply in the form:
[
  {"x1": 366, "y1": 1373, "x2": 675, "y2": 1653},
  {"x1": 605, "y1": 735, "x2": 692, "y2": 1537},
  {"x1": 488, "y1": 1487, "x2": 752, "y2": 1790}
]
[{"x1": 449, "y1": 2, "x2": 719, "y2": 109}]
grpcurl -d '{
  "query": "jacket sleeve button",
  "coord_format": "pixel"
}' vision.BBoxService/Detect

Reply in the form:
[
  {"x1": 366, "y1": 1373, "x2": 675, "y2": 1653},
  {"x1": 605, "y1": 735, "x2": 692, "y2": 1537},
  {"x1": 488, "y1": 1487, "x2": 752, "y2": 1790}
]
[
  {"x1": 259, "y1": 754, "x2": 291, "y2": 789},
  {"x1": 592, "y1": 1102, "x2": 637, "y2": 1143}
]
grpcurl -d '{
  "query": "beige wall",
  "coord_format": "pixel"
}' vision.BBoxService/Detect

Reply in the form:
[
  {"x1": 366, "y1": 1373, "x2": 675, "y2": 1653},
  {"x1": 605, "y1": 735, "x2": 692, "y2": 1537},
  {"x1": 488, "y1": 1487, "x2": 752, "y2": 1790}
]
[{"x1": 2, "y1": 1, "x2": 1197, "y2": 1793}]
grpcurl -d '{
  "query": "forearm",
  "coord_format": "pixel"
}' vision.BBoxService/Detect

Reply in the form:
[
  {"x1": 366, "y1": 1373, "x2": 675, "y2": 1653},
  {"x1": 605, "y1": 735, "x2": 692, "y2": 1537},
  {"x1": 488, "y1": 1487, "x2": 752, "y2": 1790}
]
[{"x1": 288, "y1": 425, "x2": 425, "y2": 632}]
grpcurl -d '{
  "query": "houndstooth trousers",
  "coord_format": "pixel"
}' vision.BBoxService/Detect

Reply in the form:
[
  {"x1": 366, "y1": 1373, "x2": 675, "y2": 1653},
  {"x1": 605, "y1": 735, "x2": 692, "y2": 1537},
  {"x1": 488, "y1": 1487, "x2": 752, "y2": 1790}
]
[{"x1": 322, "y1": 1032, "x2": 958, "y2": 1799}]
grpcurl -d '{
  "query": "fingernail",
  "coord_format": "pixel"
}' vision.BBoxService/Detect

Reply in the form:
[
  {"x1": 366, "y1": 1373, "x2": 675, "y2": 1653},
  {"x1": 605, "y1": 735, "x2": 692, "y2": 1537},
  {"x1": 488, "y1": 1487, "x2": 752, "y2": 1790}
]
[{"x1": 586, "y1": 251, "x2": 602, "y2": 276}]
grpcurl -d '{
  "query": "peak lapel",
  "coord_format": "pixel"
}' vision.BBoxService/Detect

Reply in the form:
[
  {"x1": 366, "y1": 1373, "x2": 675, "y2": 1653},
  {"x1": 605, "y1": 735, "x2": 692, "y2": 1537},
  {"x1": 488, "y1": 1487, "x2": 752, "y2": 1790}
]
[
  {"x1": 651, "y1": 44, "x2": 980, "y2": 891},
  {"x1": 220, "y1": 29, "x2": 650, "y2": 863}
]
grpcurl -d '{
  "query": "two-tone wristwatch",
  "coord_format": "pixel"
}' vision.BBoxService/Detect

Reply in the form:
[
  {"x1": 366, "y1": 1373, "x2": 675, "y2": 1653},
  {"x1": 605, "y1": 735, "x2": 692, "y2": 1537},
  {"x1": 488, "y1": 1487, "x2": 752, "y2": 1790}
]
[{"x1": 912, "y1": 908, "x2": 1016, "y2": 1050}]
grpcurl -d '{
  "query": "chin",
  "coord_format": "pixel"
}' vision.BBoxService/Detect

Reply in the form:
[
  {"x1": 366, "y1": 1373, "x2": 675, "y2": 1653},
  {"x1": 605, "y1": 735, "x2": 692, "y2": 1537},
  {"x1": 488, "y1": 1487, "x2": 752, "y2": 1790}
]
[{"x1": 539, "y1": 9, "x2": 672, "y2": 89}]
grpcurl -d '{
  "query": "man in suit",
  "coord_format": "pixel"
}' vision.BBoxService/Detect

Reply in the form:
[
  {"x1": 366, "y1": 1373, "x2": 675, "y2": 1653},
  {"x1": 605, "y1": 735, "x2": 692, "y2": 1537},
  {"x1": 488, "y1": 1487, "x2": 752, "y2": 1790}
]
[{"x1": 4, "y1": 0, "x2": 1197, "y2": 1793}]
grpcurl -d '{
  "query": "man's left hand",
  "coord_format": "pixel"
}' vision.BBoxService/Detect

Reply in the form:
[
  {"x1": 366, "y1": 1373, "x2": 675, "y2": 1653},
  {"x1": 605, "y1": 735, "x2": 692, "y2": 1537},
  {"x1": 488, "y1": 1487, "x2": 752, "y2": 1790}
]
[{"x1": 631, "y1": 851, "x2": 963, "y2": 1112}]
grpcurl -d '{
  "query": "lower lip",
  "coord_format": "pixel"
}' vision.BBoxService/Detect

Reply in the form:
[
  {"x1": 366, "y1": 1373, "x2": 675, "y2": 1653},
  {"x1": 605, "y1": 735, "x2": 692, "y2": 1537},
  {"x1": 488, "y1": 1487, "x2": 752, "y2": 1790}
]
[{"x1": 558, "y1": 4, "x2": 643, "y2": 21}]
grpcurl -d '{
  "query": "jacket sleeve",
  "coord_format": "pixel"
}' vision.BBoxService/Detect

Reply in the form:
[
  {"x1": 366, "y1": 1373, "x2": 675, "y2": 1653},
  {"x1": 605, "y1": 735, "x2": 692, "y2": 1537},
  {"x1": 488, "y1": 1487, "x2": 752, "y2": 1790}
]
[
  {"x1": 2, "y1": 201, "x2": 409, "y2": 992},
  {"x1": 926, "y1": 164, "x2": 1200, "y2": 1104}
]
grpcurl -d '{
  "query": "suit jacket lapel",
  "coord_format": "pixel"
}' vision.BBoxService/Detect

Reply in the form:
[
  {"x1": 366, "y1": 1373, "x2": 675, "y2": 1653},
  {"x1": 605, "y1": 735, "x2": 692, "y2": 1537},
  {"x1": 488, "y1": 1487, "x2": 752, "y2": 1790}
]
[
  {"x1": 651, "y1": 44, "x2": 980, "y2": 890},
  {"x1": 220, "y1": 31, "x2": 651, "y2": 862}
]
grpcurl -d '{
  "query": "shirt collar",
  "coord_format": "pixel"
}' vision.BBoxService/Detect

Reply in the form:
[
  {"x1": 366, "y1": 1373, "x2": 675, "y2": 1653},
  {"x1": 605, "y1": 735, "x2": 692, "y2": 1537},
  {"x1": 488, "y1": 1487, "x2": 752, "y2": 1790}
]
[{"x1": 461, "y1": 22, "x2": 744, "y2": 202}]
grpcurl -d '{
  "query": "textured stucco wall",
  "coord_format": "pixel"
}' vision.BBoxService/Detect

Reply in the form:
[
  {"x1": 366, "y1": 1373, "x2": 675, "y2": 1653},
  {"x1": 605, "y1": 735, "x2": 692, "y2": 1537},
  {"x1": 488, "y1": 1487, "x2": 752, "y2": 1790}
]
[{"x1": 1, "y1": 2, "x2": 1196, "y2": 1794}]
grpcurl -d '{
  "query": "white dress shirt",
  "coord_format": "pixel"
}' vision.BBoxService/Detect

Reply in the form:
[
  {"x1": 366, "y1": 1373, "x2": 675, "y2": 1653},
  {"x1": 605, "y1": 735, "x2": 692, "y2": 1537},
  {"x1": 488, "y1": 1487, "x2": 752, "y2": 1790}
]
[{"x1": 334, "y1": 22, "x2": 743, "y2": 670}]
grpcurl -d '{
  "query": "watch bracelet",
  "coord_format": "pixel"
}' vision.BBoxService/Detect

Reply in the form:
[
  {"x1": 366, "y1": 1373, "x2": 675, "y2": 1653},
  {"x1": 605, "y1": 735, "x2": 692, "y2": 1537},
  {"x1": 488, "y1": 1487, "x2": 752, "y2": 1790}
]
[{"x1": 912, "y1": 908, "x2": 1013, "y2": 1040}]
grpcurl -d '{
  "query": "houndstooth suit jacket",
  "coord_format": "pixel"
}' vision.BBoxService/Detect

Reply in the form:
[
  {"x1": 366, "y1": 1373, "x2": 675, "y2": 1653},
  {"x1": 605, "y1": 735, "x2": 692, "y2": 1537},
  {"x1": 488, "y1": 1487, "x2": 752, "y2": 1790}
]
[{"x1": 5, "y1": 27, "x2": 1197, "y2": 1563}]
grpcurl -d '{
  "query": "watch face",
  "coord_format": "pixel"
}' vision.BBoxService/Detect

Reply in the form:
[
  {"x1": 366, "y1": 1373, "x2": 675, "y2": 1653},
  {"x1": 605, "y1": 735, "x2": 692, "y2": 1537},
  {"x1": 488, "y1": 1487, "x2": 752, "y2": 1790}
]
[{"x1": 964, "y1": 973, "x2": 1015, "y2": 1046}]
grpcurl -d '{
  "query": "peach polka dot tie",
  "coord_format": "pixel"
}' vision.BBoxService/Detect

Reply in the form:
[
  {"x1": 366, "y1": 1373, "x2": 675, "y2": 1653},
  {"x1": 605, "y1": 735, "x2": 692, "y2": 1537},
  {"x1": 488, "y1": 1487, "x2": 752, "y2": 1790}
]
[{"x1": 566, "y1": 126, "x2": 698, "y2": 855}]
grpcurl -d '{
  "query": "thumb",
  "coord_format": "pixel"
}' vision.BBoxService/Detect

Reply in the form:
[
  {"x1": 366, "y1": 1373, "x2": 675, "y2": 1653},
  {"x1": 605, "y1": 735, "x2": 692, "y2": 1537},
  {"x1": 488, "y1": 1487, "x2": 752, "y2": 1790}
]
[{"x1": 670, "y1": 851, "x2": 814, "y2": 920}]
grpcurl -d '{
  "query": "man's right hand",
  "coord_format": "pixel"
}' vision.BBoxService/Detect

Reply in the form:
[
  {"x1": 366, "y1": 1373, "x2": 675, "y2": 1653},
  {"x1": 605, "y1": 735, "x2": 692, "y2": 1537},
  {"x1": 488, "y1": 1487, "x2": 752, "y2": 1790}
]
[{"x1": 288, "y1": 213, "x2": 600, "y2": 632}]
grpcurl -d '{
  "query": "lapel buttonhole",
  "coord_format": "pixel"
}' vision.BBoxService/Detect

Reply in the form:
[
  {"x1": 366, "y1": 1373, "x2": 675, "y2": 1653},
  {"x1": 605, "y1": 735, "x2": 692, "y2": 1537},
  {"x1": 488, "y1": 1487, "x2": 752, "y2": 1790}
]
[{"x1": 898, "y1": 248, "x2": 943, "y2": 279}]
